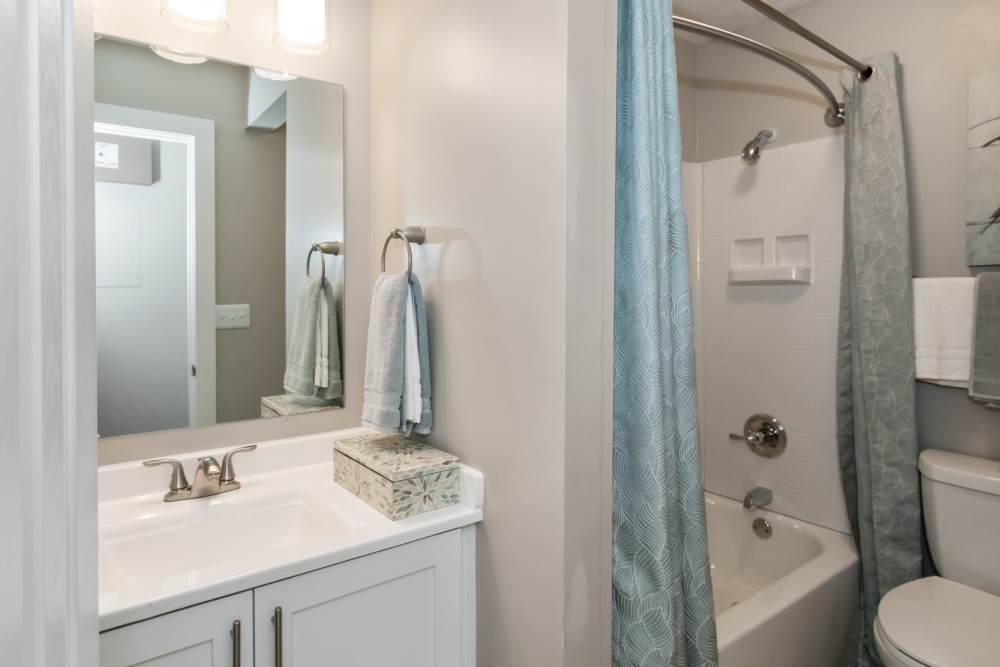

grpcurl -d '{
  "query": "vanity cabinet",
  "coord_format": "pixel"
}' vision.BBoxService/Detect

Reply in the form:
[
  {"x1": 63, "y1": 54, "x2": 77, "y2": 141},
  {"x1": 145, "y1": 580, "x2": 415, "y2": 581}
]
[
  {"x1": 100, "y1": 530, "x2": 472, "y2": 667},
  {"x1": 99, "y1": 591, "x2": 252, "y2": 666},
  {"x1": 256, "y1": 528, "x2": 464, "y2": 666}
]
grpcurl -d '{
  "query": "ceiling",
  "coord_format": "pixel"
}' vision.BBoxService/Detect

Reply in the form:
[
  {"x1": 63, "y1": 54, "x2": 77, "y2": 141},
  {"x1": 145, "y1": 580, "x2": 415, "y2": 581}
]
[{"x1": 673, "y1": 0, "x2": 815, "y2": 31}]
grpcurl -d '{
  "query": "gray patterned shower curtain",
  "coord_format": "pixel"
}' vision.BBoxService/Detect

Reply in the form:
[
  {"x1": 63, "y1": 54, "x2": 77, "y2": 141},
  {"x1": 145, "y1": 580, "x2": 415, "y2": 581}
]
[{"x1": 837, "y1": 52, "x2": 925, "y2": 667}]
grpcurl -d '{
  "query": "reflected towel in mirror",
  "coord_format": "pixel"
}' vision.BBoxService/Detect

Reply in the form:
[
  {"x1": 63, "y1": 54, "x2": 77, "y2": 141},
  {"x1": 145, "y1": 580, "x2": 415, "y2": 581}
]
[{"x1": 284, "y1": 276, "x2": 342, "y2": 400}]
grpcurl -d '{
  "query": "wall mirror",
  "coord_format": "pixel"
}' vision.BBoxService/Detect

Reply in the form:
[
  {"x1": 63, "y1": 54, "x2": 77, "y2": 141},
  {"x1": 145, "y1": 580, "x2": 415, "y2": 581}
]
[{"x1": 95, "y1": 37, "x2": 345, "y2": 439}]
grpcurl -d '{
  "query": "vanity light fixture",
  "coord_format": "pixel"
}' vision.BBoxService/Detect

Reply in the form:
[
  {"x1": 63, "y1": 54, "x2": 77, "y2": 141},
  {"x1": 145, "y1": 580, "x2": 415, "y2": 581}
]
[
  {"x1": 275, "y1": 0, "x2": 329, "y2": 55},
  {"x1": 150, "y1": 45, "x2": 209, "y2": 65},
  {"x1": 161, "y1": 0, "x2": 228, "y2": 34},
  {"x1": 253, "y1": 66, "x2": 299, "y2": 82}
]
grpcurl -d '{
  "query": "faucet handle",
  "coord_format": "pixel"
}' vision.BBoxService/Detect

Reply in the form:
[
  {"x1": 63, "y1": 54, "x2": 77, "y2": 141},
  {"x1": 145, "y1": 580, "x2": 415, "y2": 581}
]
[
  {"x1": 220, "y1": 444, "x2": 258, "y2": 485},
  {"x1": 143, "y1": 459, "x2": 190, "y2": 492}
]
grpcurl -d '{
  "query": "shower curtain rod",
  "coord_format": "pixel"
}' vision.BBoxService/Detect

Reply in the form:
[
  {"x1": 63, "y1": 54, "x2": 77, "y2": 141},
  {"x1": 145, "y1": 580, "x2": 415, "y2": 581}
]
[
  {"x1": 740, "y1": 0, "x2": 873, "y2": 80},
  {"x1": 672, "y1": 15, "x2": 847, "y2": 128}
]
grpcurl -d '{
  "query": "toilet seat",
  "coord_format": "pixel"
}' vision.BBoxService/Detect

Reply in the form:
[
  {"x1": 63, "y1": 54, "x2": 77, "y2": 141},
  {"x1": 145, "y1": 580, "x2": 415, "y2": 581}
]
[
  {"x1": 876, "y1": 576, "x2": 1000, "y2": 667},
  {"x1": 874, "y1": 618, "x2": 926, "y2": 667}
]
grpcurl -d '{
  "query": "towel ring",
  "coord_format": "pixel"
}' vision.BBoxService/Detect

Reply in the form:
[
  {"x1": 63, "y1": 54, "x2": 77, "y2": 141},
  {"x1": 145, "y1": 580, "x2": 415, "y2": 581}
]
[
  {"x1": 380, "y1": 226, "x2": 427, "y2": 277},
  {"x1": 307, "y1": 242, "x2": 343, "y2": 282}
]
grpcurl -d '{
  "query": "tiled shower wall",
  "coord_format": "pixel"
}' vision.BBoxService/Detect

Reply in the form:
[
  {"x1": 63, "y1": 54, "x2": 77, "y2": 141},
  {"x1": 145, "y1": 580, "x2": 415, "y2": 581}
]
[{"x1": 686, "y1": 136, "x2": 851, "y2": 533}]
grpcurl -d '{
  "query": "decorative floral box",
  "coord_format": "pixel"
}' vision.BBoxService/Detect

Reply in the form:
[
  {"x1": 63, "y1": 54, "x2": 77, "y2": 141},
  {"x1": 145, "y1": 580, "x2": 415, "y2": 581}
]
[{"x1": 333, "y1": 432, "x2": 460, "y2": 520}]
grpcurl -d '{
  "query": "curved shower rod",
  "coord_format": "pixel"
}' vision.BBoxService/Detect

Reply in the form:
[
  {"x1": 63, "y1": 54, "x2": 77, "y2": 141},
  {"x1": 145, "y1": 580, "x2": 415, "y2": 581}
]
[{"x1": 673, "y1": 15, "x2": 846, "y2": 128}]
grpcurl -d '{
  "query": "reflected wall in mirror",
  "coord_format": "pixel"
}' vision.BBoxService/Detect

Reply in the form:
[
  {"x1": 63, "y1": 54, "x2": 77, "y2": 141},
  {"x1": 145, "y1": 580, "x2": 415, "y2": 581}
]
[{"x1": 95, "y1": 38, "x2": 345, "y2": 439}]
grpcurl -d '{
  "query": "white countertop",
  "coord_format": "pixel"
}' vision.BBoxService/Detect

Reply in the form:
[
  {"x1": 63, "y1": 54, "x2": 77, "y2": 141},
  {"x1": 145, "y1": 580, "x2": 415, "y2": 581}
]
[{"x1": 98, "y1": 428, "x2": 484, "y2": 631}]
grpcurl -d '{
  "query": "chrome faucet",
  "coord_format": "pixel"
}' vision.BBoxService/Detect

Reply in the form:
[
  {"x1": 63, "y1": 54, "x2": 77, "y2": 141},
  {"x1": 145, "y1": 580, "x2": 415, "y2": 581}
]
[
  {"x1": 144, "y1": 444, "x2": 257, "y2": 502},
  {"x1": 743, "y1": 486, "x2": 773, "y2": 511}
]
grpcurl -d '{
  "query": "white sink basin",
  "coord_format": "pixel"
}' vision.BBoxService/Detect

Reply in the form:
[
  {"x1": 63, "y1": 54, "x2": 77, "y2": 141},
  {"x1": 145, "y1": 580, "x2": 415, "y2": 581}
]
[
  {"x1": 98, "y1": 429, "x2": 484, "y2": 631},
  {"x1": 101, "y1": 477, "x2": 362, "y2": 584}
]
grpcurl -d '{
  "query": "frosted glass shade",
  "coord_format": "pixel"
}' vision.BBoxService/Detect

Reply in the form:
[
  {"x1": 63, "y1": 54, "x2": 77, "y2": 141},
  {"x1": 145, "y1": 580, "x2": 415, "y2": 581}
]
[
  {"x1": 275, "y1": 0, "x2": 329, "y2": 55},
  {"x1": 150, "y1": 45, "x2": 209, "y2": 65},
  {"x1": 161, "y1": 0, "x2": 228, "y2": 33},
  {"x1": 253, "y1": 67, "x2": 299, "y2": 82}
]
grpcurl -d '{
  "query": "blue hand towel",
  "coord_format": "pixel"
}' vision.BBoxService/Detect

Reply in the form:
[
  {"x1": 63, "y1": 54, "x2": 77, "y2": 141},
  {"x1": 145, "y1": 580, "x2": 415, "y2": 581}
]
[
  {"x1": 284, "y1": 277, "x2": 342, "y2": 400},
  {"x1": 362, "y1": 273, "x2": 432, "y2": 433}
]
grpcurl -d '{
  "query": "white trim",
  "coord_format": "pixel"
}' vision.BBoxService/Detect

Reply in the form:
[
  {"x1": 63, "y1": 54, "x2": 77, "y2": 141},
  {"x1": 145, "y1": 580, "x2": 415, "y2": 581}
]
[
  {"x1": 94, "y1": 104, "x2": 217, "y2": 428},
  {"x1": 1, "y1": 0, "x2": 98, "y2": 664}
]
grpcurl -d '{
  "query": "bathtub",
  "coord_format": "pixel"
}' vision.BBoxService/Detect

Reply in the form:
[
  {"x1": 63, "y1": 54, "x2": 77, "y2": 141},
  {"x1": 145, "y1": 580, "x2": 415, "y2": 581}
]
[{"x1": 706, "y1": 492, "x2": 859, "y2": 667}]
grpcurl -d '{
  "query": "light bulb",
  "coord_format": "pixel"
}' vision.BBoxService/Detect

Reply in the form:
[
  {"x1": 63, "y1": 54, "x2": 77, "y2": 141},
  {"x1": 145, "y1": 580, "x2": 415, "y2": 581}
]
[
  {"x1": 275, "y1": 0, "x2": 328, "y2": 55},
  {"x1": 151, "y1": 45, "x2": 209, "y2": 65},
  {"x1": 253, "y1": 67, "x2": 299, "y2": 82},
  {"x1": 161, "y1": 0, "x2": 228, "y2": 34}
]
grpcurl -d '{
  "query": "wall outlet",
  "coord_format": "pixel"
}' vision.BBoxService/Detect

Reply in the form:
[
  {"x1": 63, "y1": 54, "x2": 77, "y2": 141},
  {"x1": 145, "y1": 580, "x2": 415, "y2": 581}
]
[{"x1": 215, "y1": 304, "x2": 251, "y2": 329}]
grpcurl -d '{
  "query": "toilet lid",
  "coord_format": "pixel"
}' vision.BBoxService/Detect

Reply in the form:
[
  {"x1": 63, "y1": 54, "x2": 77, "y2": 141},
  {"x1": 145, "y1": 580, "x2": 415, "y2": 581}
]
[{"x1": 878, "y1": 577, "x2": 1000, "y2": 667}]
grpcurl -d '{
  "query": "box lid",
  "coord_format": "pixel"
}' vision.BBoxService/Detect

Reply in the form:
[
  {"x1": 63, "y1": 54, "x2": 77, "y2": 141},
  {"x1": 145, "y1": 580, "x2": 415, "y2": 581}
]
[{"x1": 334, "y1": 432, "x2": 459, "y2": 482}]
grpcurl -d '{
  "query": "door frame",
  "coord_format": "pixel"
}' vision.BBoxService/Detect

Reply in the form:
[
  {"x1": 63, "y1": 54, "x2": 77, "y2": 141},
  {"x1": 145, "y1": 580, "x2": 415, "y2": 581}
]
[{"x1": 95, "y1": 104, "x2": 217, "y2": 428}]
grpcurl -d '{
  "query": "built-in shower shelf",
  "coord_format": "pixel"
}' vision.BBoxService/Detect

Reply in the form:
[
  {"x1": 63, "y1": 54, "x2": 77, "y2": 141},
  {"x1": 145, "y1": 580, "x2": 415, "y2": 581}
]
[
  {"x1": 728, "y1": 234, "x2": 813, "y2": 285},
  {"x1": 728, "y1": 266, "x2": 812, "y2": 285}
]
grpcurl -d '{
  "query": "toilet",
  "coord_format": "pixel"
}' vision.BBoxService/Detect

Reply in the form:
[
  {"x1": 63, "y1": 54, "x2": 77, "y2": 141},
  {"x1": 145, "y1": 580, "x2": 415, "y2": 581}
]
[{"x1": 874, "y1": 449, "x2": 1000, "y2": 667}]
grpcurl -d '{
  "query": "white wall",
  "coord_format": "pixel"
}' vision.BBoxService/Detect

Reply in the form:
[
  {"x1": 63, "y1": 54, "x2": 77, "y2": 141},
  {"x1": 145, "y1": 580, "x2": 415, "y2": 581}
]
[
  {"x1": 687, "y1": 137, "x2": 851, "y2": 533},
  {"x1": 371, "y1": 1, "x2": 616, "y2": 664},
  {"x1": 96, "y1": 142, "x2": 189, "y2": 436}
]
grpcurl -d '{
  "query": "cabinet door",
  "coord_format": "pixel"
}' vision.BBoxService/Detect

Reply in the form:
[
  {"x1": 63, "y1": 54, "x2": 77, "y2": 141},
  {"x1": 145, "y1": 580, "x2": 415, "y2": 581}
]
[
  {"x1": 255, "y1": 530, "x2": 463, "y2": 667},
  {"x1": 100, "y1": 591, "x2": 253, "y2": 667}
]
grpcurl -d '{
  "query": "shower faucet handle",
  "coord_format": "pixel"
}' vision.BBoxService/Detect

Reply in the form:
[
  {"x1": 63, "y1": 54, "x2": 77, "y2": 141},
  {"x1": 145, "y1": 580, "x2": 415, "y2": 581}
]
[
  {"x1": 729, "y1": 413, "x2": 787, "y2": 459},
  {"x1": 730, "y1": 431, "x2": 766, "y2": 447}
]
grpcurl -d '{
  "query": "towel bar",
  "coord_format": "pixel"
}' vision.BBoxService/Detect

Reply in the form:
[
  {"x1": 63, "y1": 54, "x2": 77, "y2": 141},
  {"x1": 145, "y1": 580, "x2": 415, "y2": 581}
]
[
  {"x1": 380, "y1": 226, "x2": 427, "y2": 277},
  {"x1": 307, "y1": 241, "x2": 343, "y2": 281}
]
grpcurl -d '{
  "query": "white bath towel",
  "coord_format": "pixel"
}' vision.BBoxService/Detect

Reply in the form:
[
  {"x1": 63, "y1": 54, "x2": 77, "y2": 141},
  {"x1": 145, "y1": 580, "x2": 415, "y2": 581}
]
[
  {"x1": 403, "y1": 284, "x2": 422, "y2": 427},
  {"x1": 314, "y1": 292, "x2": 330, "y2": 388},
  {"x1": 913, "y1": 278, "x2": 975, "y2": 388}
]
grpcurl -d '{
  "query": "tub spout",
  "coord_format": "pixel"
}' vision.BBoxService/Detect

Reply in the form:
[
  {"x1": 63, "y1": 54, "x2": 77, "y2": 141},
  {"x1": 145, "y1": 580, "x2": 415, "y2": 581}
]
[{"x1": 743, "y1": 487, "x2": 773, "y2": 510}]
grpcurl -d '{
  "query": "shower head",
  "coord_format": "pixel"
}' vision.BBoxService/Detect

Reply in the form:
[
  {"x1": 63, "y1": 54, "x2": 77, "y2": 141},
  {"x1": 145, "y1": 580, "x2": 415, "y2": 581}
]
[{"x1": 742, "y1": 129, "x2": 777, "y2": 164}]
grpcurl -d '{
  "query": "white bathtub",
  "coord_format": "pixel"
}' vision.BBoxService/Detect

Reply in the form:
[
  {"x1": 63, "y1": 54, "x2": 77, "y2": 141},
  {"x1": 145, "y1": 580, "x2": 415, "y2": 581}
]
[{"x1": 706, "y1": 492, "x2": 859, "y2": 667}]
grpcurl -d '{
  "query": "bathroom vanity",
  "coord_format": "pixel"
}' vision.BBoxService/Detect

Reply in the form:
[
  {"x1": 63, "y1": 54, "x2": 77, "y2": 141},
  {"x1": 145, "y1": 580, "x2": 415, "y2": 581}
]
[{"x1": 98, "y1": 428, "x2": 483, "y2": 666}]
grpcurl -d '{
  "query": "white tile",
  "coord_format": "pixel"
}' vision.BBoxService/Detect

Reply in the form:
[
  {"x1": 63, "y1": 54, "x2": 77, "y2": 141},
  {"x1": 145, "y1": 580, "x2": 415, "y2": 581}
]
[{"x1": 694, "y1": 136, "x2": 849, "y2": 532}]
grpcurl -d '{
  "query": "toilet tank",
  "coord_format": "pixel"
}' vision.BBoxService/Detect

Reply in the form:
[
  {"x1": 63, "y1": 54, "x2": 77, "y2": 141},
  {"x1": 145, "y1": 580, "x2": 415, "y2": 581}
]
[{"x1": 919, "y1": 449, "x2": 1000, "y2": 596}]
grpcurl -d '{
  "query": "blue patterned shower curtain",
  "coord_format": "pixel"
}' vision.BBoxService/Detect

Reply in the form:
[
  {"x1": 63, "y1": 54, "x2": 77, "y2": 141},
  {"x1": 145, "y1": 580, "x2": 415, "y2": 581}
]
[{"x1": 612, "y1": 1, "x2": 718, "y2": 665}]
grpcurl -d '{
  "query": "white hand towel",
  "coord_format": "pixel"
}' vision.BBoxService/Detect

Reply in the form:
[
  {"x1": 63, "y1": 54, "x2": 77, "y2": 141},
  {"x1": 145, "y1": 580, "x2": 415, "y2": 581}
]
[
  {"x1": 913, "y1": 277, "x2": 975, "y2": 388},
  {"x1": 314, "y1": 287, "x2": 330, "y2": 388},
  {"x1": 403, "y1": 283, "x2": 422, "y2": 426}
]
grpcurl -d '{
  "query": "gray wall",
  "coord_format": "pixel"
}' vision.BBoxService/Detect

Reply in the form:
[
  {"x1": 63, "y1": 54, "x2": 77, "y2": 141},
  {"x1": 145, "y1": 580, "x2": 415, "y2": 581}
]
[
  {"x1": 676, "y1": 0, "x2": 1000, "y2": 458},
  {"x1": 371, "y1": 0, "x2": 616, "y2": 664},
  {"x1": 95, "y1": 39, "x2": 287, "y2": 424}
]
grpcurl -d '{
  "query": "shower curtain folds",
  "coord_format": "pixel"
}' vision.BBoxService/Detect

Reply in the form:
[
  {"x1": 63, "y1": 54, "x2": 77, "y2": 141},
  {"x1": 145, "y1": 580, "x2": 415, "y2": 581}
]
[
  {"x1": 837, "y1": 52, "x2": 924, "y2": 667},
  {"x1": 612, "y1": 1, "x2": 718, "y2": 665}
]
